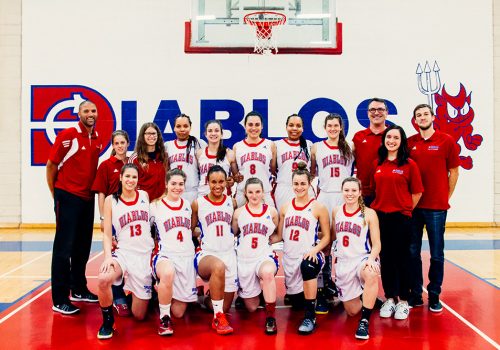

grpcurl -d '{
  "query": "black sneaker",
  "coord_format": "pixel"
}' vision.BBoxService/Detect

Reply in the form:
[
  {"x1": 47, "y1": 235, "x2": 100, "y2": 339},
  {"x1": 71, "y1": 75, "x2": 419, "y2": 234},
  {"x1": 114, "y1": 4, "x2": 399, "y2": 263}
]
[
  {"x1": 265, "y1": 317, "x2": 277, "y2": 335},
  {"x1": 429, "y1": 300, "x2": 443, "y2": 313},
  {"x1": 52, "y1": 302, "x2": 80, "y2": 315},
  {"x1": 315, "y1": 290, "x2": 329, "y2": 315},
  {"x1": 408, "y1": 295, "x2": 424, "y2": 309},
  {"x1": 71, "y1": 290, "x2": 98, "y2": 303},
  {"x1": 97, "y1": 321, "x2": 115, "y2": 339},
  {"x1": 355, "y1": 319, "x2": 369, "y2": 340},
  {"x1": 324, "y1": 279, "x2": 338, "y2": 300}
]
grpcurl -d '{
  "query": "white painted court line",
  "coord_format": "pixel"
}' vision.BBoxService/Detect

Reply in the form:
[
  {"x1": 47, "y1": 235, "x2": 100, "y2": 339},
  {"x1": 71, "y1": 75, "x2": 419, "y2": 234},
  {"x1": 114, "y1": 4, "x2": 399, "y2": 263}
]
[
  {"x1": 0, "y1": 251, "x2": 103, "y2": 325},
  {"x1": 423, "y1": 288, "x2": 500, "y2": 349},
  {"x1": 0, "y1": 251, "x2": 51, "y2": 279}
]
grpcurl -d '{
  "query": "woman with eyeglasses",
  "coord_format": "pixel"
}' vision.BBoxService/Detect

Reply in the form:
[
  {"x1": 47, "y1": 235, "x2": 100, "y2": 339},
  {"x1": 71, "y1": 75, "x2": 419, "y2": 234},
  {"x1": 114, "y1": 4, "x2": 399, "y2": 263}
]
[
  {"x1": 129, "y1": 122, "x2": 168, "y2": 201},
  {"x1": 370, "y1": 125, "x2": 423, "y2": 321}
]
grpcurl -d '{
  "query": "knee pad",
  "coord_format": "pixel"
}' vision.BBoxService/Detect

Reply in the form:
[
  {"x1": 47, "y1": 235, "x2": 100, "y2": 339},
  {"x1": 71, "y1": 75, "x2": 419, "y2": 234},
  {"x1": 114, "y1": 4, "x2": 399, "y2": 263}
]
[{"x1": 300, "y1": 259, "x2": 321, "y2": 281}]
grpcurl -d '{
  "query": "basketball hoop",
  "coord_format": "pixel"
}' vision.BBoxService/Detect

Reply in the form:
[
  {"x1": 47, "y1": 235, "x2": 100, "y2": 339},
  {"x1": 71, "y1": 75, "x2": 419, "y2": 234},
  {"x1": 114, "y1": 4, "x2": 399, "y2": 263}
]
[{"x1": 244, "y1": 11, "x2": 286, "y2": 55}]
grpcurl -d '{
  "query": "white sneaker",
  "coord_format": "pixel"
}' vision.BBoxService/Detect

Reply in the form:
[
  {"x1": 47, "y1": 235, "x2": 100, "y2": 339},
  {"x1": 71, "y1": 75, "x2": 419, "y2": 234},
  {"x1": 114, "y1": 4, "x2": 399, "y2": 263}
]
[
  {"x1": 394, "y1": 301, "x2": 410, "y2": 320},
  {"x1": 380, "y1": 298, "x2": 396, "y2": 318}
]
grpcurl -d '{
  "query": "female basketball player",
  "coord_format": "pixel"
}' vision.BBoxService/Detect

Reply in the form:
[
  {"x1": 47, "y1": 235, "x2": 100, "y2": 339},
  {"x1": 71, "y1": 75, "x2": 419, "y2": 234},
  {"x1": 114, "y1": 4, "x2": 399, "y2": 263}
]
[
  {"x1": 371, "y1": 125, "x2": 423, "y2": 321},
  {"x1": 129, "y1": 122, "x2": 167, "y2": 201},
  {"x1": 310, "y1": 114, "x2": 354, "y2": 313},
  {"x1": 91, "y1": 130, "x2": 131, "y2": 316},
  {"x1": 232, "y1": 177, "x2": 280, "y2": 334},
  {"x1": 311, "y1": 113, "x2": 354, "y2": 215},
  {"x1": 165, "y1": 114, "x2": 206, "y2": 203},
  {"x1": 333, "y1": 177, "x2": 381, "y2": 340},
  {"x1": 196, "y1": 120, "x2": 239, "y2": 196},
  {"x1": 277, "y1": 163, "x2": 330, "y2": 335},
  {"x1": 151, "y1": 168, "x2": 197, "y2": 336},
  {"x1": 96, "y1": 164, "x2": 155, "y2": 340},
  {"x1": 274, "y1": 114, "x2": 312, "y2": 212},
  {"x1": 191, "y1": 165, "x2": 237, "y2": 335},
  {"x1": 233, "y1": 111, "x2": 276, "y2": 207}
]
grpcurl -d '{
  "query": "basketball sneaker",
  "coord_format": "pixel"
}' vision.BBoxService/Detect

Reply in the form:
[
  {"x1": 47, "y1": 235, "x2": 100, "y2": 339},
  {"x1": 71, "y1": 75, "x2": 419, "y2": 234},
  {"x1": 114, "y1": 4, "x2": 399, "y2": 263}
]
[
  {"x1": 212, "y1": 312, "x2": 233, "y2": 335},
  {"x1": 70, "y1": 290, "x2": 98, "y2": 303},
  {"x1": 52, "y1": 302, "x2": 80, "y2": 315},
  {"x1": 394, "y1": 301, "x2": 410, "y2": 320},
  {"x1": 158, "y1": 315, "x2": 174, "y2": 336},
  {"x1": 315, "y1": 290, "x2": 329, "y2": 315},
  {"x1": 264, "y1": 317, "x2": 277, "y2": 335},
  {"x1": 97, "y1": 321, "x2": 115, "y2": 340},
  {"x1": 297, "y1": 317, "x2": 316, "y2": 335},
  {"x1": 379, "y1": 298, "x2": 396, "y2": 318},
  {"x1": 355, "y1": 319, "x2": 369, "y2": 340}
]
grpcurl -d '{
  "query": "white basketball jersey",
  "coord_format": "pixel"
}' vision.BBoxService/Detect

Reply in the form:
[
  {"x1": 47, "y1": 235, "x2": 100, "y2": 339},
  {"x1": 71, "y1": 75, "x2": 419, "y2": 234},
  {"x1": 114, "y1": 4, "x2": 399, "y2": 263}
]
[
  {"x1": 112, "y1": 190, "x2": 154, "y2": 255},
  {"x1": 315, "y1": 141, "x2": 354, "y2": 193},
  {"x1": 151, "y1": 197, "x2": 194, "y2": 256},
  {"x1": 165, "y1": 139, "x2": 204, "y2": 193},
  {"x1": 282, "y1": 199, "x2": 319, "y2": 258},
  {"x1": 333, "y1": 205, "x2": 371, "y2": 259},
  {"x1": 197, "y1": 195, "x2": 234, "y2": 253},
  {"x1": 235, "y1": 139, "x2": 273, "y2": 193},
  {"x1": 276, "y1": 138, "x2": 312, "y2": 185},
  {"x1": 236, "y1": 204, "x2": 276, "y2": 259},
  {"x1": 198, "y1": 147, "x2": 231, "y2": 196}
]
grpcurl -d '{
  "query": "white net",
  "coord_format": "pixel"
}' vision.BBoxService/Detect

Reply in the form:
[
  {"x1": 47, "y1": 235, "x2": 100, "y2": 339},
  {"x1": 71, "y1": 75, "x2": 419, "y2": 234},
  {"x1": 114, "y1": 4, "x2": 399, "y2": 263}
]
[{"x1": 244, "y1": 12, "x2": 286, "y2": 55}]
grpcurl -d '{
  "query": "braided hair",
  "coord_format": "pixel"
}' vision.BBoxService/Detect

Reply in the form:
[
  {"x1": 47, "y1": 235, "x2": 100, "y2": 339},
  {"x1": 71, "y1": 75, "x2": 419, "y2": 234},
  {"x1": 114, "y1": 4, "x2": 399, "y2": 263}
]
[{"x1": 174, "y1": 114, "x2": 201, "y2": 160}]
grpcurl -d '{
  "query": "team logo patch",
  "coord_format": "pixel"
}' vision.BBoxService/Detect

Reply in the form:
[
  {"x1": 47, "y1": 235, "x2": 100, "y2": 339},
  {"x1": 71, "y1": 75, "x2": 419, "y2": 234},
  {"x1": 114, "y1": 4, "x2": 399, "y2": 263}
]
[{"x1": 30, "y1": 85, "x2": 116, "y2": 166}]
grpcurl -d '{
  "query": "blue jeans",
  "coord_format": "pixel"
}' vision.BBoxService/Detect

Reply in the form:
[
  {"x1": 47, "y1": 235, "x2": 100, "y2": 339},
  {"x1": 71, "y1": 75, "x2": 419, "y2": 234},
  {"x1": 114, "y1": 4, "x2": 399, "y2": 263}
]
[{"x1": 409, "y1": 208, "x2": 447, "y2": 297}]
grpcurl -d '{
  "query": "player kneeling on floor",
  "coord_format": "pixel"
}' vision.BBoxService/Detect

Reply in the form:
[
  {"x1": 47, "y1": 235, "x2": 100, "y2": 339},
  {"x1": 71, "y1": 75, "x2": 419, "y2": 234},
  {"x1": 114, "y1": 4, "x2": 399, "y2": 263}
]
[
  {"x1": 97, "y1": 164, "x2": 155, "y2": 340},
  {"x1": 151, "y1": 168, "x2": 198, "y2": 336},
  {"x1": 277, "y1": 163, "x2": 331, "y2": 335},
  {"x1": 333, "y1": 177, "x2": 381, "y2": 340},
  {"x1": 233, "y1": 177, "x2": 280, "y2": 334}
]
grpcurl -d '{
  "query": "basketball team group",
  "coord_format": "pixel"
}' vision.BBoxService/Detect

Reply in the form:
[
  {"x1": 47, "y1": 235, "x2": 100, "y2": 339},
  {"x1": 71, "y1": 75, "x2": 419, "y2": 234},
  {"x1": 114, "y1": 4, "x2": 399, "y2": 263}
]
[{"x1": 45, "y1": 97, "x2": 459, "y2": 341}]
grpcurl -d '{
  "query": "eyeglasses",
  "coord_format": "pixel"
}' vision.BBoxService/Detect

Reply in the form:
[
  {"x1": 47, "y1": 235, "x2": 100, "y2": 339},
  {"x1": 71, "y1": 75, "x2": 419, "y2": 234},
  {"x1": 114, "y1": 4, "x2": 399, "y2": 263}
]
[
  {"x1": 368, "y1": 108, "x2": 387, "y2": 113},
  {"x1": 144, "y1": 132, "x2": 158, "y2": 137}
]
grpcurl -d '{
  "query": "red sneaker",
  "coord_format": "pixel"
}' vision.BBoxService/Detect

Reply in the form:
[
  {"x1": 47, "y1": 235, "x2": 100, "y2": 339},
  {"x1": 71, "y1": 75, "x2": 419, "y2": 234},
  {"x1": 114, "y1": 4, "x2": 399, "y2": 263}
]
[
  {"x1": 113, "y1": 303, "x2": 131, "y2": 317},
  {"x1": 211, "y1": 312, "x2": 233, "y2": 335},
  {"x1": 158, "y1": 316, "x2": 174, "y2": 336}
]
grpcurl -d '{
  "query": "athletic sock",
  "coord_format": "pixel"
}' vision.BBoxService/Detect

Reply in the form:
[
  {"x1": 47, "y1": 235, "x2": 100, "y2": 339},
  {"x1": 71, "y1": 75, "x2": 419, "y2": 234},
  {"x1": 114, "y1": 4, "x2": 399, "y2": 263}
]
[
  {"x1": 361, "y1": 306, "x2": 373, "y2": 322},
  {"x1": 101, "y1": 305, "x2": 114, "y2": 324},
  {"x1": 265, "y1": 301, "x2": 276, "y2": 318},
  {"x1": 212, "y1": 299, "x2": 224, "y2": 317},
  {"x1": 304, "y1": 299, "x2": 316, "y2": 320},
  {"x1": 159, "y1": 303, "x2": 171, "y2": 319}
]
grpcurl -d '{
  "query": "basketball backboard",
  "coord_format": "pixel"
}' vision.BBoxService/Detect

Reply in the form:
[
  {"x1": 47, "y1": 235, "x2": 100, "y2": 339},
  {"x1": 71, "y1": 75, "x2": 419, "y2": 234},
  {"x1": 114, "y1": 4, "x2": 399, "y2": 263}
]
[{"x1": 185, "y1": 0, "x2": 342, "y2": 54}]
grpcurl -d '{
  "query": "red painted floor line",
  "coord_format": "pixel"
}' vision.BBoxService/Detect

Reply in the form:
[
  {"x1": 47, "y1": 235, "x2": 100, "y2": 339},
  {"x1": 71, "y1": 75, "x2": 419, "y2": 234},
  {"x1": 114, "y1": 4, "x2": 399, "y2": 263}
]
[{"x1": 0, "y1": 252, "x2": 498, "y2": 350}]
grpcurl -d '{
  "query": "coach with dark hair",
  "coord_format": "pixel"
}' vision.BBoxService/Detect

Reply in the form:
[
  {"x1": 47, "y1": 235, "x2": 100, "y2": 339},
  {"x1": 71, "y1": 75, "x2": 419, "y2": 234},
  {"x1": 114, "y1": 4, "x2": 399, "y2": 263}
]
[
  {"x1": 407, "y1": 103, "x2": 459, "y2": 312},
  {"x1": 46, "y1": 100, "x2": 102, "y2": 314}
]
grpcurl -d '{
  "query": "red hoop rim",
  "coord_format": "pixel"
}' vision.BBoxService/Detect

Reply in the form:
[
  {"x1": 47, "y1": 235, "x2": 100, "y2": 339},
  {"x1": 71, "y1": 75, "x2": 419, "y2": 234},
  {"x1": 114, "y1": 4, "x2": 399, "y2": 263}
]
[{"x1": 244, "y1": 11, "x2": 287, "y2": 27}]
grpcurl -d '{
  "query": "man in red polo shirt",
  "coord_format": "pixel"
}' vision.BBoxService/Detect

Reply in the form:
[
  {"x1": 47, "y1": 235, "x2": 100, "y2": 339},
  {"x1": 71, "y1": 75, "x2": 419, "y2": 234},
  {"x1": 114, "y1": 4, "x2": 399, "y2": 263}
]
[
  {"x1": 407, "y1": 103, "x2": 459, "y2": 313},
  {"x1": 46, "y1": 100, "x2": 102, "y2": 314},
  {"x1": 352, "y1": 98, "x2": 388, "y2": 206}
]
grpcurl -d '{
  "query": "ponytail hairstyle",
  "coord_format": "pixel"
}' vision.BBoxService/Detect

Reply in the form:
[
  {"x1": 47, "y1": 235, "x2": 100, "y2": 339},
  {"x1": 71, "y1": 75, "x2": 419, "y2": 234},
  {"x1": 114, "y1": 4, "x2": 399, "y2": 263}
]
[
  {"x1": 204, "y1": 120, "x2": 227, "y2": 162},
  {"x1": 244, "y1": 111, "x2": 264, "y2": 138},
  {"x1": 174, "y1": 114, "x2": 201, "y2": 159},
  {"x1": 207, "y1": 164, "x2": 227, "y2": 180},
  {"x1": 341, "y1": 177, "x2": 366, "y2": 226},
  {"x1": 286, "y1": 114, "x2": 310, "y2": 161},
  {"x1": 324, "y1": 113, "x2": 353, "y2": 162},
  {"x1": 135, "y1": 122, "x2": 167, "y2": 168},
  {"x1": 377, "y1": 124, "x2": 409, "y2": 166},
  {"x1": 113, "y1": 163, "x2": 139, "y2": 202},
  {"x1": 292, "y1": 162, "x2": 313, "y2": 184},
  {"x1": 110, "y1": 130, "x2": 130, "y2": 156},
  {"x1": 243, "y1": 177, "x2": 264, "y2": 202}
]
